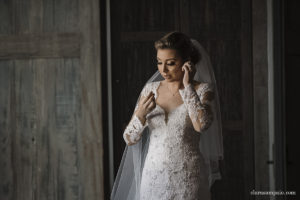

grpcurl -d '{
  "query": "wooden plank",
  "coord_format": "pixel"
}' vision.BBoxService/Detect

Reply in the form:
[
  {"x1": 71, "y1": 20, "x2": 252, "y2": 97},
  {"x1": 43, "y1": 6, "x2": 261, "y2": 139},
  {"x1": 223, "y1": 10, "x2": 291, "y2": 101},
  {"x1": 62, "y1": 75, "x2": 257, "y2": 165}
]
[
  {"x1": 78, "y1": 0, "x2": 104, "y2": 199},
  {"x1": 0, "y1": 61, "x2": 14, "y2": 200},
  {"x1": 180, "y1": 0, "x2": 190, "y2": 35},
  {"x1": 28, "y1": 0, "x2": 43, "y2": 32},
  {"x1": 0, "y1": 60, "x2": 38, "y2": 200},
  {"x1": 42, "y1": 0, "x2": 79, "y2": 32},
  {"x1": 0, "y1": 0, "x2": 11, "y2": 34},
  {"x1": 223, "y1": 120, "x2": 243, "y2": 132},
  {"x1": 119, "y1": 0, "x2": 176, "y2": 32},
  {"x1": 121, "y1": 31, "x2": 169, "y2": 42},
  {"x1": 241, "y1": 0, "x2": 255, "y2": 199},
  {"x1": 48, "y1": 59, "x2": 81, "y2": 200},
  {"x1": 0, "y1": 33, "x2": 81, "y2": 59}
]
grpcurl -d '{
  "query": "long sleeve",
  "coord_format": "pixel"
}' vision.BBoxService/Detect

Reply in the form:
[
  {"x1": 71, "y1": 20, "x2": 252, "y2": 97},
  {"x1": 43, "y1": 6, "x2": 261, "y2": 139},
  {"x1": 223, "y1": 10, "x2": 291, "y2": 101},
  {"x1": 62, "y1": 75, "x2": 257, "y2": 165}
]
[
  {"x1": 123, "y1": 83, "x2": 150, "y2": 145},
  {"x1": 179, "y1": 83, "x2": 214, "y2": 132},
  {"x1": 123, "y1": 114, "x2": 147, "y2": 145}
]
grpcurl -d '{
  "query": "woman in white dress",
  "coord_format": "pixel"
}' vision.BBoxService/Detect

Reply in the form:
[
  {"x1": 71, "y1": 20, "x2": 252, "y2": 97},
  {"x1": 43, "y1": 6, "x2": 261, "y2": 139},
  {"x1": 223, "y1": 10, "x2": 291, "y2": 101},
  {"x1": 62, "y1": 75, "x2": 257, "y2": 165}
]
[{"x1": 111, "y1": 31, "x2": 223, "y2": 200}]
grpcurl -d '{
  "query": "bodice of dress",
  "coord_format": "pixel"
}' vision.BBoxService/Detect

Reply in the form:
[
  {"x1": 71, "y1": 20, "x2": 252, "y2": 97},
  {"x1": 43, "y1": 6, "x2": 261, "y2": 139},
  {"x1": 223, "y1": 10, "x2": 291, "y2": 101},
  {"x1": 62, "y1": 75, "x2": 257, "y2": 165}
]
[{"x1": 123, "y1": 81, "x2": 214, "y2": 146}]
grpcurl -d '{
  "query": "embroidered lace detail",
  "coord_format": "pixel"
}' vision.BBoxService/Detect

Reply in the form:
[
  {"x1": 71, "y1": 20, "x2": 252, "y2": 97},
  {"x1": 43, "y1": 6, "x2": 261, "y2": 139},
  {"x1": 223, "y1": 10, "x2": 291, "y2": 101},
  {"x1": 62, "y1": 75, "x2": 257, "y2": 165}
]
[
  {"x1": 198, "y1": 82, "x2": 214, "y2": 106},
  {"x1": 134, "y1": 82, "x2": 160, "y2": 112},
  {"x1": 123, "y1": 81, "x2": 212, "y2": 199},
  {"x1": 123, "y1": 114, "x2": 146, "y2": 145},
  {"x1": 179, "y1": 83, "x2": 214, "y2": 132}
]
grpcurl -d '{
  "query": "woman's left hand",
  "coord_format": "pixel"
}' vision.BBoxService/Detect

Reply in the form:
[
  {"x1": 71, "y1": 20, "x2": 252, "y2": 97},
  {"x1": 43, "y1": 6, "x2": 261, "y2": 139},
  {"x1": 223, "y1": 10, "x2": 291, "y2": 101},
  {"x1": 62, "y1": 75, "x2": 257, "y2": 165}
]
[{"x1": 182, "y1": 61, "x2": 196, "y2": 87}]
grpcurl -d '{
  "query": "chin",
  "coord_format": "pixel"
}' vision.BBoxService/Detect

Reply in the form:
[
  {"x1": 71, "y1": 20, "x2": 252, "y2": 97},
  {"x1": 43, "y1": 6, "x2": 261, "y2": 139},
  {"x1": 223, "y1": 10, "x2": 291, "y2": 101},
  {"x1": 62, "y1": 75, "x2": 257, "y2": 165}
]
[{"x1": 164, "y1": 78, "x2": 176, "y2": 82}]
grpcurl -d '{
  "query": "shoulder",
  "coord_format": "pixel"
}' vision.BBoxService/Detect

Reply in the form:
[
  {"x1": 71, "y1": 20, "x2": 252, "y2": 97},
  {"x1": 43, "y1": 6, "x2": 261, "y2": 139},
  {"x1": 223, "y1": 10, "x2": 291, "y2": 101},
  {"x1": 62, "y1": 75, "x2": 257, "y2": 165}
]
[
  {"x1": 144, "y1": 81, "x2": 160, "y2": 89},
  {"x1": 193, "y1": 81, "x2": 213, "y2": 92},
  {"x1": 193, "y1": 80, "x2": 214, "y2": 101},
  {"x1": 196, "y1": 82, "x2": 215, "y2": 103},
  {"x1": 193, "y1": 80, "x2": 202, "y2": 91}
]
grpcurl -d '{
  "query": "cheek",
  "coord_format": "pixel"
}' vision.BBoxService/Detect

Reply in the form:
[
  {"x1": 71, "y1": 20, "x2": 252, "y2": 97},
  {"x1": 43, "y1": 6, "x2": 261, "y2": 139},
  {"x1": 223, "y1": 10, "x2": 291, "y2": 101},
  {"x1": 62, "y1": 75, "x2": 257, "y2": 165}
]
[
  {"x1": 171, "y1": 65, "x2": 183, "y2": 74},
  {"x1": 157, "y1": 65, "x2": 163, "y2": 72}
]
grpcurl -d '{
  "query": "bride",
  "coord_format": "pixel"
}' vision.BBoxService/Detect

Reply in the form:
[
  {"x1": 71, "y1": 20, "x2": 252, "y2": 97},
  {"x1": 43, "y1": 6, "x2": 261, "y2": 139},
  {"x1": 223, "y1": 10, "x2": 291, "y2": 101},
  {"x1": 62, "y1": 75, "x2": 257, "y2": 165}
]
[{"x1": 111, "y1": 31, "x2": 223, "y2": 200}]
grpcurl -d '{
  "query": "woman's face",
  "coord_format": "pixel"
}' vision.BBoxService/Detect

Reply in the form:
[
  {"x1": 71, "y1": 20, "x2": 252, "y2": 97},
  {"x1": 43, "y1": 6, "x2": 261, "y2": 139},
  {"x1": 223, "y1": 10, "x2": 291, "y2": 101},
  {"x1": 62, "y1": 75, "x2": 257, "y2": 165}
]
[{"x1": 156, "y1": 48, "x2": 185, "y2": 81}]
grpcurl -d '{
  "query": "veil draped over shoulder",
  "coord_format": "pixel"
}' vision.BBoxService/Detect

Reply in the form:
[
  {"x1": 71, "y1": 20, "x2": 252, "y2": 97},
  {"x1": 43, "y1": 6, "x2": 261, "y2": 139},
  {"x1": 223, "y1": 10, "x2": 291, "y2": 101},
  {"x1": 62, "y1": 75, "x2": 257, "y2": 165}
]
[{"x1": 110, "y1": 38, "x2": 223, "y2": 200}]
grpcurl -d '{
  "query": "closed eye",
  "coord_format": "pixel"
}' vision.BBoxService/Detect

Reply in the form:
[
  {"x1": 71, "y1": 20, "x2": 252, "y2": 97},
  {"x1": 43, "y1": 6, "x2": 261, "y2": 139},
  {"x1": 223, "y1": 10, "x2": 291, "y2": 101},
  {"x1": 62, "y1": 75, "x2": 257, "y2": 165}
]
[
  {"x1": 156, "y1": 62, "x2": 176, "y2": 66},
  {"x1": 167, "y1": 62, "x2": 175, "y2": 66}
]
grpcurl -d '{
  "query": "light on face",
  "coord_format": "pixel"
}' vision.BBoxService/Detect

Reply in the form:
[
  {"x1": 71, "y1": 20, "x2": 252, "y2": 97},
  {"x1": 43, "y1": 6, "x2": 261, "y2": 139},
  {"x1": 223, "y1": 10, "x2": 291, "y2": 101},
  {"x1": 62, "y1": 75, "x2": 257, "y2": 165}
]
[{"x1": 156, "y1": 49, "x2": 179, "y2": 69}]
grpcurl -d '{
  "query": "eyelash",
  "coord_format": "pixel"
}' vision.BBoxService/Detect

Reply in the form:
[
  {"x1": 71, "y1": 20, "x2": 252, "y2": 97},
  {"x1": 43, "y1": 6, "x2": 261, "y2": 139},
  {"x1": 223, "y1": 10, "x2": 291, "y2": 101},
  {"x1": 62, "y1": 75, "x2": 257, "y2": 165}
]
[{"x1": 157, "y1": 62, "x2": 175, "y2": 66}]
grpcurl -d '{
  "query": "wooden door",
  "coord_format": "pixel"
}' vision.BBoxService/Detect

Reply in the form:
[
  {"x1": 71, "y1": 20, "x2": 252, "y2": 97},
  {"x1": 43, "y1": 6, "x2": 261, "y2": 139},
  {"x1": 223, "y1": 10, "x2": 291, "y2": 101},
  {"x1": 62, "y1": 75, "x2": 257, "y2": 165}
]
[
  {"x1": 0, "y1": 0, "x2": 104, "y2": 199},
  {"x1": 109, "y1": 0, "x2": 254, "y2": 199}
]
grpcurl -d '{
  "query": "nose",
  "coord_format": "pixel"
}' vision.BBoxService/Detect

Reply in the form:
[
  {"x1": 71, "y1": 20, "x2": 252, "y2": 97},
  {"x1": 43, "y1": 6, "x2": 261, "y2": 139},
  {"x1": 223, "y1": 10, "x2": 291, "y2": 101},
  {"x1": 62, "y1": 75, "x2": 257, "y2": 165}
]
[{"x1": 162, "y1": 64, "x2": 168, "y2": 73}]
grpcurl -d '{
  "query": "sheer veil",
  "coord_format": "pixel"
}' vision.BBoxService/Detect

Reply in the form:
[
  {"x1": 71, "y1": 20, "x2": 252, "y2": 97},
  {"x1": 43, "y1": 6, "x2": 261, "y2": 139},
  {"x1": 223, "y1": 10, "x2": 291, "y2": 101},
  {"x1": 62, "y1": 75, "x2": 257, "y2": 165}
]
[{"x1": 110, "y1": 38, "x2": 223, "y2": 200}]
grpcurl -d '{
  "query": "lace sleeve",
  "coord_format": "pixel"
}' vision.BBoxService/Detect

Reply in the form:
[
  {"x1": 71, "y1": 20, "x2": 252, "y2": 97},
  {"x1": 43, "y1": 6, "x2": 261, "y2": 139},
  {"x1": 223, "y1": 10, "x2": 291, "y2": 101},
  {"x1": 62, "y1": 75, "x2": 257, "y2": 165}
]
[
  {"x1": 123, "y1": 114, "x2": 147, "y2": 145},
  {"x1": 123, "y1": 83, "x2": 150, "y2": 145},
  {"x1": 179, "y1": 83, "x2": 214, "y2": 132}
]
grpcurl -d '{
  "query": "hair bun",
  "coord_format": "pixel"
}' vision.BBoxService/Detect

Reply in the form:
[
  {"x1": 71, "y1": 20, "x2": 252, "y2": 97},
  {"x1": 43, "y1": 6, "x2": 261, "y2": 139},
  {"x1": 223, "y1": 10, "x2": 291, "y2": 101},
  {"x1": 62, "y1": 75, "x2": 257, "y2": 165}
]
[{"x1": 155, "y1": 31, "x2": 201, "y2": 64}]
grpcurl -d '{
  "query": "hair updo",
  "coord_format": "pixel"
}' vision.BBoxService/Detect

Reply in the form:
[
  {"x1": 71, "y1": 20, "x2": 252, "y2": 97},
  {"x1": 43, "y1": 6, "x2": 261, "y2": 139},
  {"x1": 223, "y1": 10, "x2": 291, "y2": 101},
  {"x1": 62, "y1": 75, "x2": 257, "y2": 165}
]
[{"x1": 154, "y1": 31, "x2": 201, "y2": 64}]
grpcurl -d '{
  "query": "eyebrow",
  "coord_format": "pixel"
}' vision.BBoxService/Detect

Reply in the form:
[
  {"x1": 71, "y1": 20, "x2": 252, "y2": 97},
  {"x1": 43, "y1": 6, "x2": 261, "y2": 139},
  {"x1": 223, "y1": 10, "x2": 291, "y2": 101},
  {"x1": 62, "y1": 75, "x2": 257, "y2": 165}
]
[{"x1": 156, "y1": 57, "x2": 177, "y2": 61}]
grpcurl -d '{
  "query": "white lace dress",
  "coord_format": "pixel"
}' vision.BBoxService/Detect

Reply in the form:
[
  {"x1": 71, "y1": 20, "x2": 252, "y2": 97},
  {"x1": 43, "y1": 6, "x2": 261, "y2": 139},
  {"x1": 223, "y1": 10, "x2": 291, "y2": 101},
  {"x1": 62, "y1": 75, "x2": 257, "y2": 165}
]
[{"x1": 123, "y1": 81, "x2": 214, "y2": 200}]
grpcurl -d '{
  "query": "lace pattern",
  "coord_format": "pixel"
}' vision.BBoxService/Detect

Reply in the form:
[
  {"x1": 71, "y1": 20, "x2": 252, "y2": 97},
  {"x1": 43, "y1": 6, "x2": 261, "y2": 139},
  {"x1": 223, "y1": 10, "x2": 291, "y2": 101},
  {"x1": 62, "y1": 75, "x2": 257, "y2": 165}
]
[
  {"x1": 179, "y1": 83, "x2": 214, "y2": 132},
  {"x1": 121, "y1": 81, "x2": 212, "y2": 199},
  {"x1": 123, "y1": 114, "x2": 146, "y2": 145},
  {"x1": 198, "y1": 82, "x2": 214, "y2": 106}
]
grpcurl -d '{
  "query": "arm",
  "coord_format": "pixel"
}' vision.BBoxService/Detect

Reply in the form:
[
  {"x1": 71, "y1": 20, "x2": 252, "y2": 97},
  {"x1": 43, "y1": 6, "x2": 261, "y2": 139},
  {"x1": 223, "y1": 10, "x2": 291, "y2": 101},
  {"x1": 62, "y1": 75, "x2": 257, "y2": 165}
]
[
  {"x1": 179, "y1": 83, "x2": 214, "y2": 133},
  {"x1": 123, "y1": 112, "x2": 147, "y2": 146},
  {"x1": 123, "y1": 84, "x2": 154, "y2": 145}
]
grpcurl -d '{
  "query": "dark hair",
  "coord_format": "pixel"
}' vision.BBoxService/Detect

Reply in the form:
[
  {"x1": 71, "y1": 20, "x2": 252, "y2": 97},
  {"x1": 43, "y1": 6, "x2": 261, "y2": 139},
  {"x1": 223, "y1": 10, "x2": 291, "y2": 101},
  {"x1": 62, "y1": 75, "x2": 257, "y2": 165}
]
[{"x1": 154, "y1": 31, "x2": 201, "y2": 64}]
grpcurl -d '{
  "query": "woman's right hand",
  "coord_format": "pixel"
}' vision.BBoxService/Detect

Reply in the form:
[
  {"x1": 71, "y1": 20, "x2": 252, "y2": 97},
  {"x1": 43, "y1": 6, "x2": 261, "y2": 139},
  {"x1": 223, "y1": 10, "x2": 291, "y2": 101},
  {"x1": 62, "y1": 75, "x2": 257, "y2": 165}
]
[{"x1": 135, "y1": 91, "x2": 156, "y2": 120}]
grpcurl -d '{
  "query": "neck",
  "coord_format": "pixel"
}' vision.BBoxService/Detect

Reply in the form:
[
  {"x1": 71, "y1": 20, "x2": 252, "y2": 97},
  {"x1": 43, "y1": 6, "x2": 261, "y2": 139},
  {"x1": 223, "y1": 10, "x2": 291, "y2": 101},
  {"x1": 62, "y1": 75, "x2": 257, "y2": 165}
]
[{"x1": 164, "y1": 79, "x2": 184, "y2": 90}]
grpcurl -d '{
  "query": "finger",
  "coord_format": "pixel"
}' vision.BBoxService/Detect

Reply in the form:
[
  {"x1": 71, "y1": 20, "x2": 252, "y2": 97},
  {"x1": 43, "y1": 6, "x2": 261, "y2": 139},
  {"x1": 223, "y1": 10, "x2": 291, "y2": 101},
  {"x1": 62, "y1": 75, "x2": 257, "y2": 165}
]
[
  {"x1": 187, "y1": 65, "x2": 192, "y2": 71},
  {"x1": 144, "y1": 94, "x2": 155, "y2": 107},
  {"x1": 182, "y1": 62, "x2": 188, "y2": 70},
  {"x1": 145, "y1": 99, "x2": 154, "y2": 110},
  {"x1": 141, "y1": 92, "x2": 154, "y2": 104},
  {"x1": 183, "y1": 65, "x2": 189, "y2": 73},
  {"x1": 148, "y1": 101, "x2": 156, "y2": 110}
]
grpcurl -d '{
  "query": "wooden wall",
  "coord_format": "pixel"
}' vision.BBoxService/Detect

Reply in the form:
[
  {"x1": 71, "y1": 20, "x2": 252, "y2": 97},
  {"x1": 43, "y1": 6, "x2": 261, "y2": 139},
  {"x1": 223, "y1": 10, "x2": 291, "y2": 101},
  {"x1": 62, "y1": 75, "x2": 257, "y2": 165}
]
[
  {"x1": 109, "y1": 0, "x2": 254, "y2": 199},
  {"x1": 0, "y1": 0, "x2": 104, "y2": 200}
]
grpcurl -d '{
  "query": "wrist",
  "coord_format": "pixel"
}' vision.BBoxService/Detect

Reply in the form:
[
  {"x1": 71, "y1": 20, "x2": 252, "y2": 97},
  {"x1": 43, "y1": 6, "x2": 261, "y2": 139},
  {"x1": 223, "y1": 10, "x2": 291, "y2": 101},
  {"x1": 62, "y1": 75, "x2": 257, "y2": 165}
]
[
  {"x1": 183, "y1": 82, "x2": 193, "y2": 89},
  {"x1": 135, "y1": 111, "x2": 146, "y2": 121}
]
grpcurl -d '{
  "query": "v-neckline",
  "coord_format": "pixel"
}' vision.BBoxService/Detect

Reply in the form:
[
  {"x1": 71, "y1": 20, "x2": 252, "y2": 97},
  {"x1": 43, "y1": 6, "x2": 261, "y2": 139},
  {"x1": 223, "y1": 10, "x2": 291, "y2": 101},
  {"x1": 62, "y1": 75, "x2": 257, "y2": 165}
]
[{"x1": 154, "y1": 81, "x2": 185, "y2": 123}]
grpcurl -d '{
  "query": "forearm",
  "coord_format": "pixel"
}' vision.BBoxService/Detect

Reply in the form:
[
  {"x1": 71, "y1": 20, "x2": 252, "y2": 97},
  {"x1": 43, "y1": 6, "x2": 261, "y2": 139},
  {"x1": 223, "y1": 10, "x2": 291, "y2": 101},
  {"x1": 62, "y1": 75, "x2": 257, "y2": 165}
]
[
  {"x1": 123, "y1": 114, "x2": 147, "y2": 145},
  {"x1": 179, "y1": 83, "x2": 213, "y2": 132}
]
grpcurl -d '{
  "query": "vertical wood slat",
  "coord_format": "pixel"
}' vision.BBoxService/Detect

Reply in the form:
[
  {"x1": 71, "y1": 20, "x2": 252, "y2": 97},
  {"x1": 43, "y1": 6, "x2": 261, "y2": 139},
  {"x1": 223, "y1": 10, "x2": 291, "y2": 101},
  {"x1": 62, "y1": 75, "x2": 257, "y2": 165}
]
[
  {"x1": 241, "y1": 0, "x2": 255, "y2": 199},
  {"x1": 78, "y1": 0, "x2": 104, "y2": 199},
  {"x1": 0, "y1": 63, "x2": 10, "y2": 200},
  {"x1": 28, "y1": 0, "x2": 43, "y2": 32},
  {"x1": 0, "y1": 62, "x2": 37, "y2": 200},
  {"x1": 180, "y1": 0, "x2": 190, "y2": 35}
]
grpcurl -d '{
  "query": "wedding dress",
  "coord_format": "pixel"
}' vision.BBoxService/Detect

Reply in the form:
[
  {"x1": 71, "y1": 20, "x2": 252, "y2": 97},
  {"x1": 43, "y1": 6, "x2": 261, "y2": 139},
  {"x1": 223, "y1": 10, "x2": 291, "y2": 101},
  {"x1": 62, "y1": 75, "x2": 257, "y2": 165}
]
[
  {"x1": 123, "y1": 81, "x2": 214, "y2": 200},
  {"x1": 111, "y1": 39, "x2": 223, "y2": 200}
]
